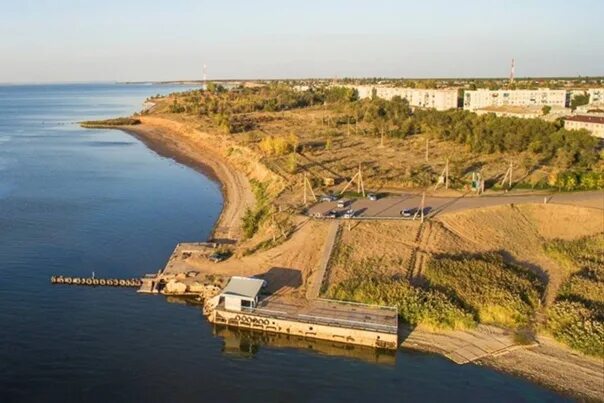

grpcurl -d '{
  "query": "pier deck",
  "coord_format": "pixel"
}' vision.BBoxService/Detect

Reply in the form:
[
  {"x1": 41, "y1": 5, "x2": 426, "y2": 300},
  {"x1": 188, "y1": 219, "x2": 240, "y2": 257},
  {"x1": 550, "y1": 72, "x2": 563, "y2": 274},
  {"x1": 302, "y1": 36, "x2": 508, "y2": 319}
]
[{"x1": 217, "y1": 296, "x2": 398, "y2": 335}]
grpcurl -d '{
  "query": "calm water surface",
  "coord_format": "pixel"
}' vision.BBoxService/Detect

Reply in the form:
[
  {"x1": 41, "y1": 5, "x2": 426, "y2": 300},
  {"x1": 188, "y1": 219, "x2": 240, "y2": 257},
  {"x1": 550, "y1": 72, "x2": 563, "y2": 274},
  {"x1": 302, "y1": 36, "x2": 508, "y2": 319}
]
[{"x1": 0, "y1": 84, "x2": 568, "y2": 402}]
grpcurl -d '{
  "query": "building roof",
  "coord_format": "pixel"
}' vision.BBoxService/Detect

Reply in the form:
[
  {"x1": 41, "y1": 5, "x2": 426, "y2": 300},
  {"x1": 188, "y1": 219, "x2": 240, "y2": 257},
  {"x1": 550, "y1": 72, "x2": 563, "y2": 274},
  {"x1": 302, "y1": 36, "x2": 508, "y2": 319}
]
[
  {"x1": 565, "y1": 115, "x2": 604, "y2": 125},
  {"x1": 221, "y1": 276, "x2": 265, "y2": 299}
]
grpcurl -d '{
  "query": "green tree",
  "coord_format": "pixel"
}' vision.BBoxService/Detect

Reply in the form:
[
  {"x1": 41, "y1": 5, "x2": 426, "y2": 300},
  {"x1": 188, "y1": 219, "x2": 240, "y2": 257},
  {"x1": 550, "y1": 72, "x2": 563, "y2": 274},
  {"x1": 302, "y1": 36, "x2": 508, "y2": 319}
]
[
  {"x1": 571, "y1": 92, "x2": 590, "y2": 110},
  {"x1": 542, "y1": 105, "x2": 551, "y2": 115}
]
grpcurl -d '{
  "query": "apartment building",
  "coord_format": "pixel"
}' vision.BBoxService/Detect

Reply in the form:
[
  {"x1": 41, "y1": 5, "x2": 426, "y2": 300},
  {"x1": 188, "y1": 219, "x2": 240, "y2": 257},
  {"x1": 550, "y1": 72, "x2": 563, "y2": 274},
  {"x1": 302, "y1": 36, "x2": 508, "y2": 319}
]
[
  {"x1": 588, "y1": 88, "x2": 604, "y2": 104},
  {"x1": 564, "y1": 115, "x2": 604, "y2": 138},
  {"x1": 353, "y1": 85, "x2": 458, "y2": 111},
  {"x1": 463, "y1": 89, "x2": 566, "y2": 111}
]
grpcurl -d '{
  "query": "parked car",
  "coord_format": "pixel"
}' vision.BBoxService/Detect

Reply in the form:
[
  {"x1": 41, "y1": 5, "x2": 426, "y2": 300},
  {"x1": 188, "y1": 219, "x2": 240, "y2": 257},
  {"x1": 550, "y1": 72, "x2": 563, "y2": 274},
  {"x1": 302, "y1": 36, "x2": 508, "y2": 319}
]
[
  {"x1": 325, "y1": 210, "x2": 338, "y2": 219},
  {"x1": 342, "y1": 209, "x2": 355, "y2": 219},
  {"x1": 320, "y1": 194, "x2": 338, "y2": 202},
  {"x1": 401, "y1": 208, "x2": 416, "y2": 218},
  {"x1": 208, "y1": 251, "x2": 230, "y2": 263},
  {"x1": 336, "y1": 198, "x2": 350, "y2": 208},
  {"x1": 367, "y1": 193, "x2": 378, "y2": 201}
]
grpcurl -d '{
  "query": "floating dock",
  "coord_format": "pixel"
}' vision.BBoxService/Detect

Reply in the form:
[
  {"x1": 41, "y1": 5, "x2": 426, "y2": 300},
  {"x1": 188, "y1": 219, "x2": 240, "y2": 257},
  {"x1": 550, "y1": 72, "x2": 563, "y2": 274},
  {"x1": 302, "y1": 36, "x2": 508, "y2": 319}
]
[{"x1": 205, "y1": 277, "x2": 398, "y2": 350}]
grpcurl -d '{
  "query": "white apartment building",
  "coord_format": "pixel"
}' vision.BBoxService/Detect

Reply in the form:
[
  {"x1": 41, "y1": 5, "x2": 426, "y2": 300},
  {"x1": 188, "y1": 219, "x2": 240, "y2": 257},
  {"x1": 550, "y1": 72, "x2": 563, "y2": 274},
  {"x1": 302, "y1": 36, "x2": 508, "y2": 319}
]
[
  {"x1": 588, "y1": 88, "x2": 604, "y2": 104},
  {"x1": 463, "y1": 89, "x2": 567, "y2": 111},
  {"x1": 564, "y1": 115, "x2": 604, "y2": 138},
  {"x1": 352, "y1": 85, "x2": 458, "y2": 111}
]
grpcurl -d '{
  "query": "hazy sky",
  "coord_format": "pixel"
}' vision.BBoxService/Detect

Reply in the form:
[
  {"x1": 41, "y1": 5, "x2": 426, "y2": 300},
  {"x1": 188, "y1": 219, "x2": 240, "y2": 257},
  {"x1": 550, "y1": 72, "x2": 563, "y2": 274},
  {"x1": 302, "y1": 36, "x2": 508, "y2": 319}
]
[{"x1": 1, "y1": 0, "x2": 603, "y2": 83}]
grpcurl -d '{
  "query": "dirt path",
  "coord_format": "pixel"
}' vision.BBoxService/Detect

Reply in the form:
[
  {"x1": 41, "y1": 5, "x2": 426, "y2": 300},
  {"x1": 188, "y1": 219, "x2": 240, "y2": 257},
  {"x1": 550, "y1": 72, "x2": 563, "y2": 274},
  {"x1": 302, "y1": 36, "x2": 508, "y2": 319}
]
[
  {"x1": 119, "y1": 117, "x2": 254, "y2": 241},
  {"x1": 306, "y1": 221, "x2": 340, "y2": 299}
]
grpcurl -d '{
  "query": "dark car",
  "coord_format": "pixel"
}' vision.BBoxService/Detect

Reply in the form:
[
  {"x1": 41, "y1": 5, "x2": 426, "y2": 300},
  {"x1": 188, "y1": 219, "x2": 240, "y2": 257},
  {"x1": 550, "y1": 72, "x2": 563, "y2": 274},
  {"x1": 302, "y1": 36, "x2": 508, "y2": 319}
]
[
  {"x1": 325, "y1": 210, "x2": 338, "y2": 219},
  {"x1": 208, "y1": 251, "x2": 230, "y2": 263},
  {"x1": 342, "y1": 209, "x2": 355, "y2": 219},
  {"x1": 336, "y1": 199, "x2": 350, "y2": 208}
]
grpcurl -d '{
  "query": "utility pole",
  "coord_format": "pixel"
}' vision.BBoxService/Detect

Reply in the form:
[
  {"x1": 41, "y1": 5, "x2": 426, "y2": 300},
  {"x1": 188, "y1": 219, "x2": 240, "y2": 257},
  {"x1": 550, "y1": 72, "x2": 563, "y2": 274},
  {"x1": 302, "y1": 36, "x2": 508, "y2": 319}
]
[
  {"x1": 340, "y1": 163, "x2": 365, "y2": 197},
  {"x1": 445, "y1": 158, "x2": 449, "y2": 189},
  {"x1": 501, "y1": 161, "x2": 513, "y2": 189},
  {"x1": 412, "y1": 191, "x2": 426, "y2": 222},
  {"x1": 357, "y1": 163, "x2": 365, "y2": 196},
  {"x1": 425, "y1": 138, "x2": 429, "y2": 162},
  {"x1": 433, "y1": 158, "x2": 449, "y2": 191},
  {"x1": 303, "y1": 173, "x2": 317, "y2": 205}
]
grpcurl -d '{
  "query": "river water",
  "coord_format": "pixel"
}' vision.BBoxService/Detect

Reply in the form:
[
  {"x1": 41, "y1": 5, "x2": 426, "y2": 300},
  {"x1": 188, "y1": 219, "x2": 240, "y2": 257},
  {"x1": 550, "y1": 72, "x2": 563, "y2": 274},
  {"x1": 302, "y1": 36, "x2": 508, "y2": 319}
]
[{"x1": 0, "y1": 83, "x2": 568, "y2": 402}]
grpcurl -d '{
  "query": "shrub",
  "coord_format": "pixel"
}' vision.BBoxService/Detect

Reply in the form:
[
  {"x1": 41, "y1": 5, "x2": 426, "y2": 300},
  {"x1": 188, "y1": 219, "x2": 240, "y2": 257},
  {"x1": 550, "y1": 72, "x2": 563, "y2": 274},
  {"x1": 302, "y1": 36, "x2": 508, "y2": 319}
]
[
  {"x1": 544, "y1": 234, "x2": 604, "y2": 357},
  {"x1": 326, "y1": 257, "x2": 475, "y2": 330},
  {"x1": 240, "y1": 180, "x2": 271, "y2": 239},
  {"x1": 424, "y1": 252, "x2": 544, "y2": 328}
]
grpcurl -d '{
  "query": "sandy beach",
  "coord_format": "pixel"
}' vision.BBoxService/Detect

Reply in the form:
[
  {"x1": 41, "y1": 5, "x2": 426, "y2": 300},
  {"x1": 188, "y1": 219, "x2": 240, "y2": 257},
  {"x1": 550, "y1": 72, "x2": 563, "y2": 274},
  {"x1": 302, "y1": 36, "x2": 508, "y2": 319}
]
[{"x1": 121, "y1": 116, "x2": 255, "y2": 241}]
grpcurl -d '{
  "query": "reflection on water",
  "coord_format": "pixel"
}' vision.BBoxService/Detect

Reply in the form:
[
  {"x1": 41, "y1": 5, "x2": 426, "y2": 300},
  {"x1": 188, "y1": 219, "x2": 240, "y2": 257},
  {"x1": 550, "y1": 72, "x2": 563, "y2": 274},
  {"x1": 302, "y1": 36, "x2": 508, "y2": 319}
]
[{"x1": 214, "y1": 325, "x2": 397, "y2": 366}]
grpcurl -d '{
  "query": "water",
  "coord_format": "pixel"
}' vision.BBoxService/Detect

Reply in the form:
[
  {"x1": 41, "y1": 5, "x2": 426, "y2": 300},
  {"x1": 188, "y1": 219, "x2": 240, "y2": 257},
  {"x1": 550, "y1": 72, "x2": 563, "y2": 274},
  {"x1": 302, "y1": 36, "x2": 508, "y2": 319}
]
[{"x1": 0, "y1": 83, "x2": 568, "y2": 402}]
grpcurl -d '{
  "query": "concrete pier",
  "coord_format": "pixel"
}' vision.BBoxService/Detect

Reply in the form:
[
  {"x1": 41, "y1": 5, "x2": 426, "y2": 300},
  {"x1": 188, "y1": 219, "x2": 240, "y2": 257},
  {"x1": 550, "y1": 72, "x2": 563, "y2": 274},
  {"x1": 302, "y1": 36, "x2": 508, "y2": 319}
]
[{"x1": 208, "y1": 296, "x2": 398, "y2": 350}]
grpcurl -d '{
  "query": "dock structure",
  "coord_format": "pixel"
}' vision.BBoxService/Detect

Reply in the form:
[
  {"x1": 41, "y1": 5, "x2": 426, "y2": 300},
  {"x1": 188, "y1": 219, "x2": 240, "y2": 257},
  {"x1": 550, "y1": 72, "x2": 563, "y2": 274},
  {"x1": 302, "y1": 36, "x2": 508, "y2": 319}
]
[
  {"x1": 50, "y1": 275, "x2": 142, "y2": 288},
  {"x1": 205, "y1": 277, "x2": 398, "y2": 349}
]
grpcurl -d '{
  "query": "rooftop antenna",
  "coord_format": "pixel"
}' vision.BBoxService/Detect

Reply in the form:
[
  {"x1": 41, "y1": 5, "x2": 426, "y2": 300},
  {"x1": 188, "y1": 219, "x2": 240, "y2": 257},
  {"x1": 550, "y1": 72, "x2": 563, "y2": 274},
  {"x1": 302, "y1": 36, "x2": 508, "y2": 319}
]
[{"x1": 509, "y1": 58, "x2": 515, "y2": 84}]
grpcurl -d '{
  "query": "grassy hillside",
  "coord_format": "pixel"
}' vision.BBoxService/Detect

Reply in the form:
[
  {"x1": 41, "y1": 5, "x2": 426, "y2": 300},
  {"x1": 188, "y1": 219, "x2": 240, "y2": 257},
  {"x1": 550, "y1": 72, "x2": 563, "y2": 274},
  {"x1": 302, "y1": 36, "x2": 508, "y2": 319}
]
[
  {"x1": 544, "y1": 234, "x2": 604, "y2": 357},
  {"x1": 425, "y1": 252, "x2": 544, "y2": 328},
  {"x1": 325, "y1": 255, "x2": 475, "y2": 331}
]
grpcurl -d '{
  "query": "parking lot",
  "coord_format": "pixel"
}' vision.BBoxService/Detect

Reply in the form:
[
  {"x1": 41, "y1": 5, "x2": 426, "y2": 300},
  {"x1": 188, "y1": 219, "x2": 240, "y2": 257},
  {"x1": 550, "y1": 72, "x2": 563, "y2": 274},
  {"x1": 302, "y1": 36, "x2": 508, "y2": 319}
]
[{"x1": 306, "y1": 191, "x2": 604, "y2": 220}]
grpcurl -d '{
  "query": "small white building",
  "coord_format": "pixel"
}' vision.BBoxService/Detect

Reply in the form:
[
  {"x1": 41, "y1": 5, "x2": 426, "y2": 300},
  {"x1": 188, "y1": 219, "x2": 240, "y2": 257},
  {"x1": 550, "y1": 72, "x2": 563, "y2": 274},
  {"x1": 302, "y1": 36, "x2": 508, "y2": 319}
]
[
  {"x1": 216, "y1": 276, "x2": 266, "y2": 312},
  {"x1": 564, "y1": 115, "x2": 604, "y2": 139}
]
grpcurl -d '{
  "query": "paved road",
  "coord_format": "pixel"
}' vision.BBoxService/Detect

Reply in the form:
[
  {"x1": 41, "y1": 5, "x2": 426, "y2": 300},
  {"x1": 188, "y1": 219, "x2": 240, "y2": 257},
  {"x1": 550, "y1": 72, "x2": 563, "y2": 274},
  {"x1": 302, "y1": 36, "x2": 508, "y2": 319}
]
[{"x1": 307, "y1": 190, "x2": 604, "y2": 220}]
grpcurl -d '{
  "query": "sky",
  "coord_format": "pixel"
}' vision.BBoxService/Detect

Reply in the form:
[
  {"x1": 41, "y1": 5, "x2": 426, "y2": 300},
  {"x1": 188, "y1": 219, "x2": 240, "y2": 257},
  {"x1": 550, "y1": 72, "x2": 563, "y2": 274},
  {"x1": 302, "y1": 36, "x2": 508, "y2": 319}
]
[{"x1": 1, "y1": 0, "x2": 603, "y2": 83}]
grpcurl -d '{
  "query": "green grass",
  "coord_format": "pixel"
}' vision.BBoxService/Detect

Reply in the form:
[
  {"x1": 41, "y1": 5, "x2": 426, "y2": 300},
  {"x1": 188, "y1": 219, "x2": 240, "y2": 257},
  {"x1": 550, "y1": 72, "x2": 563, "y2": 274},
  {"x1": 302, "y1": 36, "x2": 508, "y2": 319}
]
[
  {"x1": 326, "y1": 255, "x2": 476, "y2": 330},
  {"x1": 544, "y1": 234, "x2": 604, "y2": 357},
  {"x1": 80, "y1": 117, "x2": 141, "y2": 127},
  {"x1": 241, "y1": 179, "x2": 271, "y2": 239},
  {"x1": 424, "y1": 252, "x2": 544, "y2": 328}
]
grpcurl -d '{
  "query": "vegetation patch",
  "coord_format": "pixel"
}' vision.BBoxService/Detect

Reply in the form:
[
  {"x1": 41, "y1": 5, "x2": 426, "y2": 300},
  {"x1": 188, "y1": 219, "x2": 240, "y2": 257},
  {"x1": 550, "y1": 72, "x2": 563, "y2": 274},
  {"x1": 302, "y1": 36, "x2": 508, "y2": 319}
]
[
  {"x1": 80, "y1": 117, "x2": 141, "y2": 128},
  {"x1": 326, "y1": 255, "x2": 475, "y2": 330},
  {"x1": 241, "y1": 179, "x2": 271, "y2": 239},
  {"x1": 544, "y1": 234, "x2": 604, "y2": 357},
  {"x1": 425, "y1": 252, "x2": 544, "y2": 328}
]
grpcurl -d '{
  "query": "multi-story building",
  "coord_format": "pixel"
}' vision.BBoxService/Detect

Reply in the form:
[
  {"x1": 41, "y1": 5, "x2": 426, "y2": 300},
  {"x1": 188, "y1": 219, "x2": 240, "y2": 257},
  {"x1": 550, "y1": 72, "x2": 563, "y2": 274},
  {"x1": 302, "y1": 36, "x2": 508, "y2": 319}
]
[
  {"x1": 564, "y1": 115, "x2": 604, "y2": 138},
  {"x1": 463, "y1": 89, "x2": 567, "y2": 111},
  {"x1": 352, "y1": 85, "x2": 458, "y2": 111},
  {"x1": 588, "y1": 88, "x2": 604, "y2": 104}
]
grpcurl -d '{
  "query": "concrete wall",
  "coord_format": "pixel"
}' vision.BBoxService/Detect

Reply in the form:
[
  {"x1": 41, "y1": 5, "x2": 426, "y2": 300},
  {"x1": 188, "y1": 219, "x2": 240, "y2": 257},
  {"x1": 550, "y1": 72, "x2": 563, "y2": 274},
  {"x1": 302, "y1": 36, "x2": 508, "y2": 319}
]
[{"x1": 209, "y1": 308, "x2": 398, "y2": 349}]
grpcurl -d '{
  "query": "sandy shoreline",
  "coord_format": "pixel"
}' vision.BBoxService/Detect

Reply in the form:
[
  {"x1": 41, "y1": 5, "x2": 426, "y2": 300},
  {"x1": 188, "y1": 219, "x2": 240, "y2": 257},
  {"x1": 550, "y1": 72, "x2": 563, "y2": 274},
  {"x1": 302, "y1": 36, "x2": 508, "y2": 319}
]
[
  {"x1": 110, "y1": 117, "x2": 603, "y2": 401},
  {"x1": 117, "y1": 117, "x2": 254, "y2": 241}
]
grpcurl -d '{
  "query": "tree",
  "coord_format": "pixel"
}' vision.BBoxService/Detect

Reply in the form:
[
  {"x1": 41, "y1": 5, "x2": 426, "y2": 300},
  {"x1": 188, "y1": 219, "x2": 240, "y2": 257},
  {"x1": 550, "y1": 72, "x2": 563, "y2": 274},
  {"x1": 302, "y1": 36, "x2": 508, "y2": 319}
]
[
  {"x1": 542, "y1": 105, "x2": 551, "y2": 115},
  {"x1": 571, "y1": 92, "x2": 589, "y2": 110}
]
